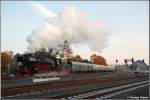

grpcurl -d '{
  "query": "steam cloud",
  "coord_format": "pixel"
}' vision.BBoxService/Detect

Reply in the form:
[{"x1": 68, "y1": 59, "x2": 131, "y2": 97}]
[{"x1": 27, "y1": 6, "x2": 109, "y2": 53}]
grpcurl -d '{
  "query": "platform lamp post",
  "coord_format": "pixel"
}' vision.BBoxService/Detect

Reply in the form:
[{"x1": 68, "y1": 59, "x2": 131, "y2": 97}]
[
  {"x1": 7, "y1": 64, "x2": 10, "y2": 78},
  {"x1": 131, "y1": 57, "x2": 134, "y2": 71},
  {"x1": 124, "y1": 59, "x2": 128, "y2": 70},
  {"x1": 116, "y1": 59, "x2": 118, "y2": 70}
]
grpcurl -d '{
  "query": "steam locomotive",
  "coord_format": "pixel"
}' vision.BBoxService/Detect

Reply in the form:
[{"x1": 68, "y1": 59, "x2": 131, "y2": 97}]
[
  {"x1": 16, "y1": 54, "x2": 64, "y2": 76},
  {"x1": 16, "y1": 54, "x2": 114, "y2": 76}
]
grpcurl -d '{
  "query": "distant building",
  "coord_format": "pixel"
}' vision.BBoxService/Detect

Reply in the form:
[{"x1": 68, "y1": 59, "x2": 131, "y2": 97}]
[
  {"x1": 90, "y1": 54, "x2": 107, "y2": 65},
  {"x1": 129, "y1": 60, "x2": 149, "y2": 73}
]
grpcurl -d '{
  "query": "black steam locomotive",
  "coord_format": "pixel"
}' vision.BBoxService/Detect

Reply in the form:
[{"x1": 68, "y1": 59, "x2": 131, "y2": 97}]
[{"x1": 16, "y1": 54, "x2": 67, "y2": 76}]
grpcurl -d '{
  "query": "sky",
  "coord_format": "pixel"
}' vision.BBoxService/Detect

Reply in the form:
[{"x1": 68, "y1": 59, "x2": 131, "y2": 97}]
[{"x1": 1, "y1": 1, "x2": 149, "y2": 65}]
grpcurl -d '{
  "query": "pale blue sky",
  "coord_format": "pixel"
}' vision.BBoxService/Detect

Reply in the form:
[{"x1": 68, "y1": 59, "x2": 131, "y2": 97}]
[{"x1": 1, "y1": 1, "x2": 149, "y2": 64}]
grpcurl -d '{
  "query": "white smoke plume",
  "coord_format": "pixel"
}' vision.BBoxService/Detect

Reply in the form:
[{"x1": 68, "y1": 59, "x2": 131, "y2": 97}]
[{"x1": 27, "y1": 6, "x2": 109, "y2": 53}]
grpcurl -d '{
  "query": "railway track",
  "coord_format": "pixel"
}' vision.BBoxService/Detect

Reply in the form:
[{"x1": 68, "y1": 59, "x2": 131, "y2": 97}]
[
  {"x1": 1, "y1": 76, "x2": 120, "y2": 96},
  {"x1": 65, "y1": 81, "x2": 149, "y2": 99},
  {"x1": 2, "y1": 75, "x2": 148, "y2": 99},
  {"x1": 2, "y1": 71, "x2": 144, "y2": 89},
  {"x1": 48, "y1": 77, "x2": 148, "y2": 99},
  {"x1": 2, "y1": 72, "x2": 117, "y2": 89},
  {"x1": 3, "y1": 77, "x2": 147, "y2": 99}
]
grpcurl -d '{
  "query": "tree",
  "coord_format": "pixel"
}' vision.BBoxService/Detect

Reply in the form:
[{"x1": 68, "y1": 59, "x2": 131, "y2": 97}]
[
  {"x1": 1, "y1": 51, "x2": 13, "y2": 69},
  {"x1": 33, "y1": 48, "x2": 48, "y2": 61},
  {"x1": 58, "y1": 40, "x2": 73, "y2": 59},
  {"x1": 67, "y1": 55, "x2": 83, "y2": 62},
  {"x1": 82, "y1": 59, "x2": 90, "y2": 63},
  {"x1": 1, "y1": 51, "x2": 15, "y2": 76},
  {"x1": 34, "y1": 50, "x2": 41, "y2": 61},
  {"x1": 91, "y1": 54, "x2": 107, "y2": 65},
  {"x1": 32, "y1": 40, "x2": 73, "y2": 61}
]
